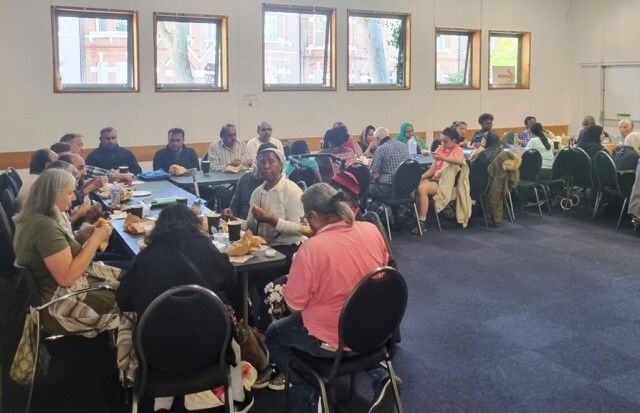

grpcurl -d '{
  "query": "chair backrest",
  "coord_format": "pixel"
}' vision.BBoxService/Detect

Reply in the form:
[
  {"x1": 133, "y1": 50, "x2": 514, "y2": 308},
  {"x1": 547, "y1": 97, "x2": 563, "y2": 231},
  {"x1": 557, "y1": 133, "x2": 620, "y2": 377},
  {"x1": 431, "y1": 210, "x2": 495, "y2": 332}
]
[
  {"x1": 519, "y1": 149, "x2": 543, "y2": 181},
  {"x1": 469, "y1": 159, "x2": 490, "y2": 197},
  {"x1": 0, "y1": 202, "x2": 16, "y2": 278},
  {"x1": 346, "y1": 162, "x2": 371, "y2": 204},
  {"x1": 503, "y1": 131, "x2": 515, "y2": 146},
  {"x1": 6, "y1": 167, "x2": 23, "y2": 189},
  {"x1": 136, "y1": 285, "x2": 230, "y2": 376},
  {"x1": 287, "y1": 166, "x2": 316, "y2": 189},
  {"x1": 593, "y1": 150, "x2": 619, "y2": 192},
  {"x1": 0, "y1": 173, "x2": 19, "y2": 198},
  {"x1": 569, "y1": 147, "x2": 594, "y2": 188},
  {"x1": 389, "y1": 159, "x2": 421, "y2": 200},
  {"x1": 2, "y1": 189, "x2": 17, "y2": 232},
  {"x1": 551, "y1": 146, "x2": 573, "y2": 179},
  {"x1": 339, "y1": 267, "x2": 408, "y2": 354}
]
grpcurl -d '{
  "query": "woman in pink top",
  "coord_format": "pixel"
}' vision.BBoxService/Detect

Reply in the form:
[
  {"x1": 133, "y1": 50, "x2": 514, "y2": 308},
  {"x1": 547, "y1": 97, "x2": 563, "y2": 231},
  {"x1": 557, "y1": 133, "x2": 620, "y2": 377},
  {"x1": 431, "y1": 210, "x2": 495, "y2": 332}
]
[
  {"x1": 265, "y1": 183, "x2": 388, "y2": 412},
  {"x1": 414, "y1": 127, "x2": 465, "y2": 234}
]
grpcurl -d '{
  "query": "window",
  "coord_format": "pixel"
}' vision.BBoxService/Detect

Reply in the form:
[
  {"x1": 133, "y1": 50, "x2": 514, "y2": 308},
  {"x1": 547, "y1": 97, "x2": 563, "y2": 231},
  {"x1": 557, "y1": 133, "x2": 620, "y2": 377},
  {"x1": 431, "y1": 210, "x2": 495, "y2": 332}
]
[
  {"x1": 263, "y1": 4, "x2": 335, "y2": 90},
  {"x1": 154, "y1": 13, "x2": 228, "y2": 92},
  {"x1": 347, "y1": 10, "x2": 410, "y2": 90},
  {"x1": 52, "y1": 7, "x2": 138, "y2": 92},
  {"x1": 435, "y1": 29, "x2": 480, "y2": 89},
  {"x1": 488, "y1": 31, "x2": 531, "y2": 89}
]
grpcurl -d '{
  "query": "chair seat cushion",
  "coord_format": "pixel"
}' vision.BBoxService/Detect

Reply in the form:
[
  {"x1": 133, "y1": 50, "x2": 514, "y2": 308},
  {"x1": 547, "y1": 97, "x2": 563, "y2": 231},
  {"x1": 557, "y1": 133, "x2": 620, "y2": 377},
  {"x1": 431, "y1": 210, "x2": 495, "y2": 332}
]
[
  {"x1": 291, "y1": 347, "x2": 388, "y2": 379},
  {"x1": 140, "y1": 362, "x2": 228, "y2": 398}
]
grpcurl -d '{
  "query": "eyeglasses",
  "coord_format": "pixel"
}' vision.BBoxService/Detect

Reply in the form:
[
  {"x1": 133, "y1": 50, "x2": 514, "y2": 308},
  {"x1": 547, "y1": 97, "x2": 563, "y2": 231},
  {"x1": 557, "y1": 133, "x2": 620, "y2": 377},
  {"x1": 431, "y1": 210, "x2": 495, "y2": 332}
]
[{"x1": 260, "y1": 128, "x2": 273, "y2": 131}]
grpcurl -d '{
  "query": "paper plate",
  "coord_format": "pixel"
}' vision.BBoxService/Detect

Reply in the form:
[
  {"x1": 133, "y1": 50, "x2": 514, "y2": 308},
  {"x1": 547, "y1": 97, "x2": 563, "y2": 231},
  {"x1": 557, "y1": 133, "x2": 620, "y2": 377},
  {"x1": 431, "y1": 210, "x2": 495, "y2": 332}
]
[
  {"x1": 133, "y1": 191, "x2": 152, "y2": 197},
  {"x1": 131, "y1": 180, "x2": 144, "y2": 185}
]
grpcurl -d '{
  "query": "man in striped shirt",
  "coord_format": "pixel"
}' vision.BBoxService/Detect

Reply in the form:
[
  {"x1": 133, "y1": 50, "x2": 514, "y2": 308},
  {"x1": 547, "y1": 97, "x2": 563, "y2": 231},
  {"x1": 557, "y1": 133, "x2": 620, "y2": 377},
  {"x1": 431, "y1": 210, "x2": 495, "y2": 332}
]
[{"x1": 208, "y1": 123, "x2": 253, "y2": 171}]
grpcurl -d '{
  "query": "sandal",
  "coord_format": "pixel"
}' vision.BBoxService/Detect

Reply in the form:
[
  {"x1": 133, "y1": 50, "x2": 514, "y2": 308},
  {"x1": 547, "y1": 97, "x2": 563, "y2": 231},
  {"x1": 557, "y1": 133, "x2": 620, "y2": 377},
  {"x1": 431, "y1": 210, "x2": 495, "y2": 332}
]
[{"x1": 411, "y1": 221, "x2": 425, "y2": 235}]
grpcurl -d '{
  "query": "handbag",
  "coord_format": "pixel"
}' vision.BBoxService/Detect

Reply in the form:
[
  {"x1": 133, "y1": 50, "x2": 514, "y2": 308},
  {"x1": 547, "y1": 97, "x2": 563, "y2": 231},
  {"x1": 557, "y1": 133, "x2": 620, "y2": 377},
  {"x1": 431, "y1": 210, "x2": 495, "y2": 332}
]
[{"x1": 10, "y1": 309, "x2": 51, "y2": 385}]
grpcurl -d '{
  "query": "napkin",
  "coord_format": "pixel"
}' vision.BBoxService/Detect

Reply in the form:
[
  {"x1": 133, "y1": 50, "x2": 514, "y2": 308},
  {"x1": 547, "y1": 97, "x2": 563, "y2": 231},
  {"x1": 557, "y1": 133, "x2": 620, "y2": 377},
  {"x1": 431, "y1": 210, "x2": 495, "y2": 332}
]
[{"x1": 152, "y1": 196, "x2": 177, "y2": 206}]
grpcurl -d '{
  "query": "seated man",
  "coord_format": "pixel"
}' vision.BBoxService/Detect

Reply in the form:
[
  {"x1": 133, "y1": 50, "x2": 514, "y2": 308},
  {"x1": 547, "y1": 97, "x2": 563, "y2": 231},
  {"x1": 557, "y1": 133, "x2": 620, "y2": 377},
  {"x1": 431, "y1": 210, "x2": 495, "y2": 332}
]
[
  {"x1": 245, "y1": 121, "x2": 284, "y2": 161},
  {"x1": 58, "y1": 154, "x2": 106, "y2": 227},
  {"x1": 60, "y1": 133, "x2": 133, "y2": 184},
  {"x1": 209, "y1": 123, "x2": 253, "y2": 171},
  {"x1": 368, "y1": 127, "x2": 410, "y2": 199},
  {"x1": 86, "y1": 126, "x2": 142, "y2": 174},
  {"x1": 50, "y1": 141, "x2": 72, "y2": 156},
  {"x1": 265, "y1": 183, "x2": 393, "y2": 412},
  {"x1": 153, "y1": 127, "x2": 200, "y2": 172}
]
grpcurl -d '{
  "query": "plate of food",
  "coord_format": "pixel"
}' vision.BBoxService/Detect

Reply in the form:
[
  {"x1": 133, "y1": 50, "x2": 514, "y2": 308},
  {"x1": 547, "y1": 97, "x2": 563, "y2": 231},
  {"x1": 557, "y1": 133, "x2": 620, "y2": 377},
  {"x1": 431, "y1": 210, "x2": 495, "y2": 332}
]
[{"x1": 133, "y1": 191, "x2": 152, "y2": 197}]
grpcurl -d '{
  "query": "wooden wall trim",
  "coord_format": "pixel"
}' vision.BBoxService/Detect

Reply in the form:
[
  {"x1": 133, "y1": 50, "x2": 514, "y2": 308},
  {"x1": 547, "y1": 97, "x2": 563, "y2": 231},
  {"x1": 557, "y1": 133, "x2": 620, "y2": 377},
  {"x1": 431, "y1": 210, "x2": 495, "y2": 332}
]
[{"x1": 0, "y1": 125, "x2": 569, "y2": 169}]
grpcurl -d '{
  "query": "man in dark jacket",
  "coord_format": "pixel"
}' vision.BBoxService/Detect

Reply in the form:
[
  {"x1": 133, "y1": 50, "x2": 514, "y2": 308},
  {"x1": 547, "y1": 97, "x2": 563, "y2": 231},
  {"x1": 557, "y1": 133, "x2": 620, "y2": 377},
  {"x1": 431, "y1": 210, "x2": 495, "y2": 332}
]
[
  {"x1": 153, "y1": 127, "x2": 200, "y2": 172},
  {"x1": 86, "y1": 126, "x2": 142, "y2": 174}
]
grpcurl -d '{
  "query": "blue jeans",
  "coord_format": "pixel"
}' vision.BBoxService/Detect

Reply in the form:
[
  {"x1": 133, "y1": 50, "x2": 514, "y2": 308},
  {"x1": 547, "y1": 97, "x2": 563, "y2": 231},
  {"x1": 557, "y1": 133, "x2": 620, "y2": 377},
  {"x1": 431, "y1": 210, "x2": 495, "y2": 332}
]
[{"x1": 265, "y1": 312, "x2": 336, "y2": 412}]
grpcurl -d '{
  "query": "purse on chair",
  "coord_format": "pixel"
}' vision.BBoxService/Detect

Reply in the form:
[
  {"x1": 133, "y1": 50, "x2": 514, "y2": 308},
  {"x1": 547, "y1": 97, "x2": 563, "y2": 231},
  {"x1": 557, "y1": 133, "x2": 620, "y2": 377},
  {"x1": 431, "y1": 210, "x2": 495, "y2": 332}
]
[{"x1": 10, "y1": 308, "x2": 51, "y2": 385}]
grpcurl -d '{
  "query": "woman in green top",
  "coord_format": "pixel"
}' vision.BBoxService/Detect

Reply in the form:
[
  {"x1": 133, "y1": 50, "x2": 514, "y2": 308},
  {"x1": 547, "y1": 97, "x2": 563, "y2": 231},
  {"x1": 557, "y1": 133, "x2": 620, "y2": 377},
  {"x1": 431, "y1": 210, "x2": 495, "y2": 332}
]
[
  {"x1": 13, "y1": 168, "x2": 120, "y2": 335},
  {"x1": 396, "y1": 121, "x2": 428, "y2": 150}
]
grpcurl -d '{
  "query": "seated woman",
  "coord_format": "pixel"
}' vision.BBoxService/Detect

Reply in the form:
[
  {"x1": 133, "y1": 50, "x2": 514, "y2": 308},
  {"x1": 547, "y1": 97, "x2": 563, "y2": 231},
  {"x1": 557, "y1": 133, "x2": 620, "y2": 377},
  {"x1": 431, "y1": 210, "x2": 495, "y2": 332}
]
[
  {"x1": 13, "y1": 168, "x2": 119, "y2": 336},
  {"x1": 396, "y1": 121, "x2": 428, "y2": 151},
  {"x1": 577, "y1": 125, "x2": 606, "y2": 158},
  {"x1": 116, "y1": 203, "x2": 253, "y2": 412},
  {"x1": 357, "y1": 125, "x2": 377, "y2": 158},
  {"x1": 265, "y1": 183, "x2": 390, "y2": 412},
  {"x1": 526, "y1": 122, "x2": 555, "y2": 179},
  {"x1": 317, "y1": 127, "x2": 357, "y2": 182},
  {"x1": 414, "y1": 127, "x2": 465, "y2": 234},
  {"x1": 284, "y1": 140, "x2": 322, "y2": 185}
]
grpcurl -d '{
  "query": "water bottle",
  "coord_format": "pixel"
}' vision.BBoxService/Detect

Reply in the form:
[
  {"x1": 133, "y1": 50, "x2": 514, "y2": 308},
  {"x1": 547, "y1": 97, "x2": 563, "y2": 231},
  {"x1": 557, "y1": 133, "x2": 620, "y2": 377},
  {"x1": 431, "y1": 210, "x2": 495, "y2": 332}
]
[
  {"x1": 408, "y1": 137, "x2": 418, "y2": 159},
  {"x1": 110, "y1": 185, "x2": 120, "y2": 207}
]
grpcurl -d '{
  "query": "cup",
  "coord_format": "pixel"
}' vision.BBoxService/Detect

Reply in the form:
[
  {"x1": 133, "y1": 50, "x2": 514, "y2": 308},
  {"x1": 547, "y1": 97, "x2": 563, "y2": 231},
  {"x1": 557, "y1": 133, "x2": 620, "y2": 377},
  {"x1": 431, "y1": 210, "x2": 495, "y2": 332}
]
[
  {"x1": 141, "y1": 202, "x2": 152, "y2": 217},
  {"x1": 228, "y1": 220, "x2": 242, "y2": 242},
  {"x1": 553, "y1": 141, "x2": 560, "y2": 150},
  {"x1": 201, "y1": 160, "x2": 210, "y2": 174},
  {"x1": 129, "y1": 204, "x2": 143, "y2": 218},
  {"x1": 176, "y1": 196, "x2": 188, "y2": 205},
  {"x1": 206, "y1": 212, "x2": 221, "y2": 234},
  {"x1": 118, "y1": 166, "x2": 129, "y2": 174}
]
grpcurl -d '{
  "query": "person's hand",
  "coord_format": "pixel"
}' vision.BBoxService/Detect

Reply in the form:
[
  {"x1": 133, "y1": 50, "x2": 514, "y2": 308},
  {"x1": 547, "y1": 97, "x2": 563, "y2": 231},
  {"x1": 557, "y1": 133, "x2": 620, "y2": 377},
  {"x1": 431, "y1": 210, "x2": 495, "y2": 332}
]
[
  {"x1": 229, "y1": 159, "x2": 241, "y2": 167},
  {"x1": 73, "y1": 203, "x2": 91, "y2": 218},
  {"x1": 242, "y1": 159, "x2": 253, "y2": 168},
  {"x1": 91, "y1": 221, "x2": 113, "y2": 244},
  {"x1": 84, "y1": 176, "x2": 108, "y2": 193},
  {"x1": 251, "y1": 204, "x2": 278, "y2": 226},
  {"x1": 222, "y1": 208, "x2": 235, "y2": 220},
  {"x1": 113, "y1": 172, "x2": 132, "y2": 184},
  {"x1": 433, "y1": 153, "x2": 444, "y2": 162},
  {"x1": 84, "y1": 203, "x2": 104, "y2": 224},
  {"x1": 516, "y1": 138, "x2": 524, "y2": 146}
]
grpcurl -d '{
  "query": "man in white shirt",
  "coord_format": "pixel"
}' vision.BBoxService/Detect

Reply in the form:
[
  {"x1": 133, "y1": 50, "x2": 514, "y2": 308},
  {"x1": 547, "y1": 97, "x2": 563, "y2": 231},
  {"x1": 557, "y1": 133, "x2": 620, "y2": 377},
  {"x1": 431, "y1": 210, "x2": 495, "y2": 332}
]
[
  {"x1": 208, "y1": 123, "x2": 253, "y2": 171},
  {"x1": 245, "y1": 121, "x2": 284, "y2": 161},
  {"x1": 614, "y1": 119, "x2": 634, "y2": 145}
]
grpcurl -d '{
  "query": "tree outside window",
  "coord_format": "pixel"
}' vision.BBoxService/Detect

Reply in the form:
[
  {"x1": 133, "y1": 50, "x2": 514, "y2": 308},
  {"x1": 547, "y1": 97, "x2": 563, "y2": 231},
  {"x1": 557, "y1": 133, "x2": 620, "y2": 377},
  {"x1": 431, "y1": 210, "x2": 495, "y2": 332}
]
[
  {"x1": 52, "y1": 7, "x2": 138, "y2": 92},
  {"x1": 435, "y1": 29, "x2": 480, "y2": 89},
  {"x1": 347, "y1": 11, "x2": 410, "y2": 90},
  {"x1": 263, "y1": 5, "x2": 335, "y2": 90},
  {"x1": 154, "y1": 13, "x2": 228, "y2": 92}
]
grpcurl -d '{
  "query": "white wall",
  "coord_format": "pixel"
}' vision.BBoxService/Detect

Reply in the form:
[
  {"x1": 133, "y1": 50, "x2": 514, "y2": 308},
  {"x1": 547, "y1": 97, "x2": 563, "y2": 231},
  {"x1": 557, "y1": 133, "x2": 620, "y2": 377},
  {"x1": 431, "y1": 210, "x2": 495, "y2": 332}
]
[{"x1": 0, "y1": 0, "x2": 574, "y2": 153}]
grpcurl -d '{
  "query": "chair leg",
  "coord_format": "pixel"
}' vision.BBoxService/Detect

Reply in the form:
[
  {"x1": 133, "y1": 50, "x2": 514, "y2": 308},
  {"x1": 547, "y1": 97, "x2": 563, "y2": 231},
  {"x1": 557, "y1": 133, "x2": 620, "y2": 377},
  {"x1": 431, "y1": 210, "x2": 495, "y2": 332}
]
[
  {"x1": 383, "y1": 205, "x2": 392, "y2": 240},
  {"x1": 412, "y1": 203, "x2": 423, "y2": 235},
  {"x1": 431, "y1": 202, "x2": 441, "y2": 232},
  {"x1": 225, "y1": 369, "x2": 234, "y2": 413},
  {"x1": 617, "y1": 198, "x2": 629, "y2": 229},
  {"x1": 540, "y1": 185, "x2": 552, "y2": 216},
  {"x1": 533, "y1": 187, "x2": 543, "y2": 217},
  {"x1": 592, "y1": 191, "x2": 602, "y2": 220},
  {"x1": 479, "y1": 196, "x2": 488, "y2": 227},
  {"x1": 131, "y1": 392, "x2": 139, "y2": 413},
  {"x1": 318, "y1": 379, "x2": 332, "y2": 413},
  {"x1": 284, "y1": 367, "x2": 292, "y2": 412},
  {"x1": 385, "y1": 360, "x2": 404, "y2": 413}
]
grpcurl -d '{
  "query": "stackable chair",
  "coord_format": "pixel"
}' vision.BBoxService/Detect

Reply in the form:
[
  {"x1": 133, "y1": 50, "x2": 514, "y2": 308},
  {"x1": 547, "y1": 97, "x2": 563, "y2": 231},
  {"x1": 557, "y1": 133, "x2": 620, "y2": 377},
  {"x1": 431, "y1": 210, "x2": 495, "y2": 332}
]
[
  {"x1": 285, "y1": 267, "x2": 407, "y2": 413},
  {"x1": 516, "y1": 149, "x2": 550, "y2": 217},
  {"x1": 592, "y1": 150, "x2": 632, "y2": 228},
  {"x1": 345, "y1": 162, "x2": 371, "y2": 213}
]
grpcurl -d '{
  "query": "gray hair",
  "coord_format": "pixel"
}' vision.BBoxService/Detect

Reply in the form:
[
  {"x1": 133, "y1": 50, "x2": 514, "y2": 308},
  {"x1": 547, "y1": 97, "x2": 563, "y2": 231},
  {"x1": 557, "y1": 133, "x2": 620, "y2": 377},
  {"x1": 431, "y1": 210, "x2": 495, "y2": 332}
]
[
  {"x1": 619, "y1": 119, "x2": 634, "y2": 129},
  {"x1": 16, "y1": 168, "x2": 76, "y2": 222},
  {"x1": 301, "y1": 183, "x2": 354, "y2": 226},
  {"x1": 45, "y1": 160, "x2": 78, "y2": 176}
]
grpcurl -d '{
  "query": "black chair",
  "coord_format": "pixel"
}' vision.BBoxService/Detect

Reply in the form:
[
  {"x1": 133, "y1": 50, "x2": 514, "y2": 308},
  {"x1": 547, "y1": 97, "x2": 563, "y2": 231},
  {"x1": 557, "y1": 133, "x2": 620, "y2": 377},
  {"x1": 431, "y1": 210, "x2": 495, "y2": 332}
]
[
  {"x1": 516, "y1": 149, "x2": 548, "y2": 217},
  {"x1": 369, "y1": 159, "x2": 422, "y2": 239},
  {"x1": 6, "y1": 167, "x2": 23, "y2": 189},
  {"x1": 592, "y1": 151, "x2": 632, "y2": 228},
  {"x1": 0, "y1": 172, "x2": 20, "y2": 198},
  {"x1": 0, "y1": 202, "x2": 20, "y2": 318},
  {"x1": 546, "y1": 147, "x2": 593, "y2": 211},
  {"x1": 287, "y1": 164, "x2": 317, "y2": 191},
  {"x1": 14, "y1": 262, "x2": 117, "y2": 413},
  {"x1": 3, "y1": 188, "x2": 18, "y2": 232},
  {"x1": 285, "y1": 267, "x2": 407, "y2": 413},
  {"x1": 133, "y1": 285, "x2": 234, "y2": 413},
  {"x1": 345, "y1": 162, "x2": 371, "y2": 212}
]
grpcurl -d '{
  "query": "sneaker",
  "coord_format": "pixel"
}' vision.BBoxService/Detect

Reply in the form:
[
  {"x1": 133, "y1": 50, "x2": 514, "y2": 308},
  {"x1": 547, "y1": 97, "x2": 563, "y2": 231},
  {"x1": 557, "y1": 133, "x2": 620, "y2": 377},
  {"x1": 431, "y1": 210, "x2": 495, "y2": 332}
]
[
  {"x1": 410, "y1": 221, "x2": 425, "y2": 235},
  {"x1": 369, "y1": 376, "x2": 403, "y2": 413},
  {"x1": 251, "y1": 365, "x2": 274, "y2": 389},
  {"x1": 234, "y1": 388, "x2": 255, "y2": 413},
  {"x1": 267, "y1": 372, "x2": 287, "y2": 391}
]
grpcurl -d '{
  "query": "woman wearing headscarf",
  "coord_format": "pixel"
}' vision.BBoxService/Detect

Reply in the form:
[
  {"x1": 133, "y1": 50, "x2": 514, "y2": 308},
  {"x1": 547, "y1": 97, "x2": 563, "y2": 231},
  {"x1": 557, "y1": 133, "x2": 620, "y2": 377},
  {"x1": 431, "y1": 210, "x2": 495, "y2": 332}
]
[
  {"x1": 577, "y1": 125, "x2": 606, "y2": 158},
  {"x1": 396, "y1": 122, "x2": 428, "y2": 150}
]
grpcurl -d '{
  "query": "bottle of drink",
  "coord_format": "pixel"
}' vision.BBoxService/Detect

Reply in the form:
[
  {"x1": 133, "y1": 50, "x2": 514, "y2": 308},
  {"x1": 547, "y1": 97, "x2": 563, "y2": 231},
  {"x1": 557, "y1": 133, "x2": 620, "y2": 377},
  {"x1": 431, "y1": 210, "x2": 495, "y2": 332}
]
[
  {"x1": 408, "y1": 137, "x2": 418, "y2": 159},
  {"x1": 110, "y1": 185, "x2": 120, "y2": 207}
]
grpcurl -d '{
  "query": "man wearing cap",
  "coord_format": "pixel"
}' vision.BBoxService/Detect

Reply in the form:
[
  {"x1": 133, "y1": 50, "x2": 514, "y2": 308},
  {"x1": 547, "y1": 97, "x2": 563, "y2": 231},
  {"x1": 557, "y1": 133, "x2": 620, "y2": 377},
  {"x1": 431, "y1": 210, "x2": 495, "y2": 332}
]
[
  {"x1": 245, "y1": 121, "x2": 284, "y2": 162},
  {"x1": 153, "y1": 127, "x2": 200, "y2": 172},
  {"x1": 86, "y1": 126, "x2": 142, "y2": 174},
  {"x1": 209, "y1": 123, "x2": 253, "y2": 171},
  {"x1": 368, "y1": 127, "x2": 410, "y2": 198}
]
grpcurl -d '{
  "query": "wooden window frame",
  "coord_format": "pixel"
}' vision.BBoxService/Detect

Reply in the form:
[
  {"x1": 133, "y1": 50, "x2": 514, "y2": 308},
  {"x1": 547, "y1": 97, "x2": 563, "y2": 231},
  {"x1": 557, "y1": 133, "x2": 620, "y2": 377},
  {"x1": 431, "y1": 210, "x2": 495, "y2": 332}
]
[
  {"x1": 435, "y1": 28, "x2": 480, "y2": 90},
  {"x1": 488, "y1": 31, "x2": 531, "y2": 90}
]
